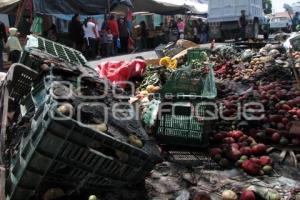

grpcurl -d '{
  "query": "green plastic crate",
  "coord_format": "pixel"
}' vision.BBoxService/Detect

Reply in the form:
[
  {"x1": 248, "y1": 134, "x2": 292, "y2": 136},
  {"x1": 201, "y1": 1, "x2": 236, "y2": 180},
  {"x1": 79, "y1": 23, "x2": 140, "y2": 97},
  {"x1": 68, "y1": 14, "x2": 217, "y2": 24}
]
[
  {"x1": 187, "y1": 48, "x2": 210, "y2": 64},
  {"x1": 160, "y1": 64, "x2": 217, "y2": 99},
  {"x1": 36, "y1": 36, "x2": 87, "y2": 66},
  {"x1": 24, "y1": 36, "x2": 89, "y2": 68},
  {"x1": 156, "y1": 100, "x2": 211, "y2": 147}
]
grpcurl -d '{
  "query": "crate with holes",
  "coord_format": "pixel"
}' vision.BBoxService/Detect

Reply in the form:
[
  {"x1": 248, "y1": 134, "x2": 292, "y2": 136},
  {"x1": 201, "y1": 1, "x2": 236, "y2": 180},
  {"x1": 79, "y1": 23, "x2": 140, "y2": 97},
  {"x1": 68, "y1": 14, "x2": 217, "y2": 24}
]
[
  {"x1": 0, "y1": 36, "x2": 161, "y2": 200},
  {"x1": 155, "y1": 49, "x2": 217, "y2": 148}
]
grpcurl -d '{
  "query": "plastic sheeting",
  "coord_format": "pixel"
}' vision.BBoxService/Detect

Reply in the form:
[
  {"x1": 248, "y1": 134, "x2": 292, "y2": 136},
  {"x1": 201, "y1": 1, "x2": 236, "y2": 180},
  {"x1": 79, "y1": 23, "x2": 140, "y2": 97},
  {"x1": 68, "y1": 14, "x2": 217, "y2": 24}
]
[
  {"x1": 0, "y1": 0, "x2": 19, "y2": 14},
  {"x1": 154, "y1": 0, "x2": 208, "y2": 14},
  {"x1": 33, "y1": 0, "x2": 108, "y2": 15},
  {"x1": 113, "y1": 0, "x2": 188, "y2": 15}
]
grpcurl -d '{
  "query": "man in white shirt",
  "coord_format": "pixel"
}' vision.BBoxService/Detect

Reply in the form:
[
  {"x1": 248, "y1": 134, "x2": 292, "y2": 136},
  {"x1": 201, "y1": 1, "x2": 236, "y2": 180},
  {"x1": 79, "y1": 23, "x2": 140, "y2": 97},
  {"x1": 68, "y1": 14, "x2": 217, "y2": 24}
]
[
  {"x1": 92, "y1": 18, "x2": 101, "y2": 58},
  {"x1": 83, "y1": 17, "x2": 97, "y2": 59}
]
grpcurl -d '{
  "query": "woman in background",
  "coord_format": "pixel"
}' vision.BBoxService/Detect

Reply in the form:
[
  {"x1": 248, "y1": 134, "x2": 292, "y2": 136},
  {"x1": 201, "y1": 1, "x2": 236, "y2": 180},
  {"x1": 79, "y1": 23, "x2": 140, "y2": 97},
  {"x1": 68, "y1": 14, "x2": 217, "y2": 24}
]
[
  {"x1": 68, "y1": 14, "x2": 84, "y2": 51},
  {"x1": 118, "y1": 18, "x2": 129, "y2": 53},
  {"x1": 82, "y1": 17, "x2": 97, "y2": 60},
  {"x1": 140, "y1": 21, "x2": 148, "y2": 50},
  {"x1": 6, "y1": 28, "x2": 22, "y2": 64}
]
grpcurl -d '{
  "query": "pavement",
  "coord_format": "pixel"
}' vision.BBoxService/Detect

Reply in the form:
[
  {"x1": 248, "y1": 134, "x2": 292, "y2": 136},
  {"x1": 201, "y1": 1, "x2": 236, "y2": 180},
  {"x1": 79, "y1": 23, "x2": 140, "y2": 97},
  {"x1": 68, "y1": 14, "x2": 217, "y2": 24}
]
[{"x1": 88, "y1": 43, "x2": 226, "y2": 68}]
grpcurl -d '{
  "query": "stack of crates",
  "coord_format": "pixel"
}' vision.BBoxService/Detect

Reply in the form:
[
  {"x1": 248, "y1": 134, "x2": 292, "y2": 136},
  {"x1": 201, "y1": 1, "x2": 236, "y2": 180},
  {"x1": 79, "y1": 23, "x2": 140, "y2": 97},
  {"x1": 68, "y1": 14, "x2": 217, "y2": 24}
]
[
  {"x1": 6, "y1": 36, "x2": 161, "y2": 200},
  {"x1": 155, "y1": 49, "x2": 217, "y2": 148}
]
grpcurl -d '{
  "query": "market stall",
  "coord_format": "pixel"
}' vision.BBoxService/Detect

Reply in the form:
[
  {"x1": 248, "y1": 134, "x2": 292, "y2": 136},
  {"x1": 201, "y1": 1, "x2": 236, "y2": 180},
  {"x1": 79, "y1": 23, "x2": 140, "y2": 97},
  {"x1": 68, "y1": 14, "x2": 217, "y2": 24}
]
[{"x1": 93, "y1": 37, "x2": 300, "y2": 199}]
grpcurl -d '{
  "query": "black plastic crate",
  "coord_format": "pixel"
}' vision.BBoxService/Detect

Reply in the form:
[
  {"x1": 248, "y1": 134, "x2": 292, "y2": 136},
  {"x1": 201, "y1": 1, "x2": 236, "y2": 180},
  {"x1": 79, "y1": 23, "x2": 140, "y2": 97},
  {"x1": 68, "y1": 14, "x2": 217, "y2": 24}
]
[
  {"x1": 7, "y1": 102, "x2": 160, "y2": 200},
  {"x1": 6, "y1": 64, "x2": 38, "y2": 102}
]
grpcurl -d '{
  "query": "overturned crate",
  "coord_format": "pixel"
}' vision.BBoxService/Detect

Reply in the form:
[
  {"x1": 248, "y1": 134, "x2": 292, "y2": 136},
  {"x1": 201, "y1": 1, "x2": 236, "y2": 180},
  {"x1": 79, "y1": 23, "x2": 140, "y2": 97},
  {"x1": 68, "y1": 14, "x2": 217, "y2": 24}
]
[
  {"x1": 8, "y1": 101, "x2": 160, "y2": 200},
  {"x1": 3, "y1": 38, "x2": 161, "y2": 200},
  {"x1": 23, "y1": 35, "x2": 88, "y2": 67}
]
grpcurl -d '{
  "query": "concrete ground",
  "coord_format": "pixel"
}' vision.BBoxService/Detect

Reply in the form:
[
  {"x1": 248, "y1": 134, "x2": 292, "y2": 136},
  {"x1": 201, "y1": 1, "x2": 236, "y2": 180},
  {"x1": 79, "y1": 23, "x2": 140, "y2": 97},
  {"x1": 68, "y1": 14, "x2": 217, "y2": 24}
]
[{"x1": 88, "y1": 43, "x2": 226, "y2": 68}]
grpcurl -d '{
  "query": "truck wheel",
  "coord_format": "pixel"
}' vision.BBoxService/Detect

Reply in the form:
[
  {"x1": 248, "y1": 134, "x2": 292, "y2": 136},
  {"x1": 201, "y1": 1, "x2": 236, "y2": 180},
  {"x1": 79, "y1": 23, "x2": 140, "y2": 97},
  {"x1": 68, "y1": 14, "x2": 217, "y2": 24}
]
[{"x1": 253, "y1": 21, "x2": 259, "y2": 39}]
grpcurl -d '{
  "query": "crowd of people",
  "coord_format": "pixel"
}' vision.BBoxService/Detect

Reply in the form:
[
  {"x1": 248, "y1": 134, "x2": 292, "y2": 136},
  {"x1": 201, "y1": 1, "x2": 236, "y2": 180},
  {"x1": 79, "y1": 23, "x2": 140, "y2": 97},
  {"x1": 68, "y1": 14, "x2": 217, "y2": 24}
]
[
  {"x1": 0, "y1": 14, "x2": 211, "y2": 71},
  {"x1": 67, "y1": 12, "x2": 211, "y2": 60},
  {"x1": 165, "y1": 17, "x2": 209, "y2": 44},
  {"x1": 68, "y1": 13, "x2": 134, "y2": 60}
]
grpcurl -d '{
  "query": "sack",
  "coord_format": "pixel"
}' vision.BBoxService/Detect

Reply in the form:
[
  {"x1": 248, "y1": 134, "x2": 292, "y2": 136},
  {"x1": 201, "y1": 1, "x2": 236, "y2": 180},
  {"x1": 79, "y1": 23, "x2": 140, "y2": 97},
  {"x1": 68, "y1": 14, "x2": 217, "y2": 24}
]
[{"x1": 116, "y1": 38, "x2": 121, "y2": 49}]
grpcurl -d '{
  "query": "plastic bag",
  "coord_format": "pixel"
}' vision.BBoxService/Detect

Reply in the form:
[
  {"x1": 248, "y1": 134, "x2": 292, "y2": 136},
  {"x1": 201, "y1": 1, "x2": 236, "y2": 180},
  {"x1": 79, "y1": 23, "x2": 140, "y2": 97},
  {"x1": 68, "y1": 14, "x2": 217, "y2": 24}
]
[
  {"x1": 142, "y1": 100, "x2": 161, "y2": 127},
  {"x1": 96, "y1": 59, "x2": 147, "y2": 88}
]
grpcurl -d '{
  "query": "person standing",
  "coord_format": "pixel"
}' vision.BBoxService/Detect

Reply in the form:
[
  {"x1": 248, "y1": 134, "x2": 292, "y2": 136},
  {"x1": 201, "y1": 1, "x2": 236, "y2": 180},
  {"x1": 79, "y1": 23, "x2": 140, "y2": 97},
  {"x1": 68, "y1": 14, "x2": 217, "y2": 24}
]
[
  {"x1": 162, "y1": 18, "x2": 169, "y2": 43},
  {"x1": 82, "y1": 17, "x2": 97, "y2": 60},
  {"x1": 262, "y1": 19, "x2": 270, "y2": 40},
  {"x1": 192, "y1": 20, "x2": 198, "y2": 43},
  {"x1": 0, "y1": 21, "x2": 7, "y2": 71},
  {"x1": 99, "y1": 28, "x2": 107, "y2": 57},
  {"x1": 197, "y1": 19, "x2": 203, "y2": 43},
  {"x1": 118, "y1": 18, "x2": 129, "y2": 54},
  {"x1": 6, "y1": 28, "x2": 22, "y2": 64},
  {"x1": 177, "y1": 18, "x2": 185, "y2": 39},
  {"x1": 68, "y1": 14, "x2": 84, "y2": 51},
  {"x1": 107, "y1": 15, "x2": 119, "y2": 55},
  {"x1": 127, "y1": 8, "x2": 133, "y2": 33},
  {"x1": 140, "y1": 21, "x2": 148, "y2": 50},
  {"x1": 18, "y1": 15, "x2": 31, "y2": 45},
  {"x1": 47, "y1": 24, "x2": 58, "y2": 42},
  {"x1": 92, "y1": 18, "x2": 101, "y2": 57},
  {"x1": 238, "y1": 10, "x2": 248, "y2": 40},
  {"x1": 169, "y1": 19, "x2": 178, "y2": 42},
  {"x1": 105, "y1": 28, "x2": 114, "y2": 57},
  {"x1": 292, "y1": 12, "x2": 300, "y2": 31},
  {"x1": 201, "y1": 22, "x2": 209, "y2": 43}
]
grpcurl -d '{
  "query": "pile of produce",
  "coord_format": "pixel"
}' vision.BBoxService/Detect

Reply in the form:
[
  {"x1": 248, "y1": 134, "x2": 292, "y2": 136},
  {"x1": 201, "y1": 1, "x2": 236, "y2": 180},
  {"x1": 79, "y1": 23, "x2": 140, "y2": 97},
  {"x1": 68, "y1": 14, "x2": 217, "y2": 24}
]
[
  {"x1": 213, "y1": 44, "x2": 292, "y2": 83},
  {"x1": 214, "y1": 80, "x2": 300, "y2": 145},
  {"x1": 210, "y1": 130, "x2": 273, "y2": 176},
  {"x1": 135, "y1": 41, "x2": 300, "y2": 185},
  {"x1": 221, "y1": 187, "x2": 281, "y2": 200}
]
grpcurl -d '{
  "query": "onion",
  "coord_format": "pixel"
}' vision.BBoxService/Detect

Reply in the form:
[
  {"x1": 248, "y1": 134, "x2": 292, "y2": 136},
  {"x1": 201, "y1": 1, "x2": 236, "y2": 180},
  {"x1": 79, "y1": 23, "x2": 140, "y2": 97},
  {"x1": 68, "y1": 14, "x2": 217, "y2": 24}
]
[
  {"x1": 128, "y1": 135, "x2": 143, "y2": 148},
  {"x1": 222, "y1": 190, "x2": 238, "y2": 200},
  {"x1": 88, "y1": 195, "x2": 98, "y2": 200},
  {"x1": 40, "y1": 63, "x2": 50, "y2": 71},
  {"x1": 57, "y1": 103, "x2": 73, "y2": 116},
  {"x1": 94, "y1": 123, "x2": 108, "y2": 133}
]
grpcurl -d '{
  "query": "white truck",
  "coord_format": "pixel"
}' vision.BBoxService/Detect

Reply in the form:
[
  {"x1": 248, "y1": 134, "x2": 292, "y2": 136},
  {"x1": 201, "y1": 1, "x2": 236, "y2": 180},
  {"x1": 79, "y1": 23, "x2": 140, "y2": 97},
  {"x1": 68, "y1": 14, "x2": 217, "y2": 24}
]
[{"x1": 208, "y1": 0, "x2": 266, "y2": 40}]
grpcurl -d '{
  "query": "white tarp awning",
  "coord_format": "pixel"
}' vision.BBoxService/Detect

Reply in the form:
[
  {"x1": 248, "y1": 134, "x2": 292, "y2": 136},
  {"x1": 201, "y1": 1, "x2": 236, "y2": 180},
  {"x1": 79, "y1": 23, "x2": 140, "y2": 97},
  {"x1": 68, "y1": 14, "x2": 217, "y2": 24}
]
[{"x1": 154, "y1": 0, "x2": 208, "y2": 14}]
